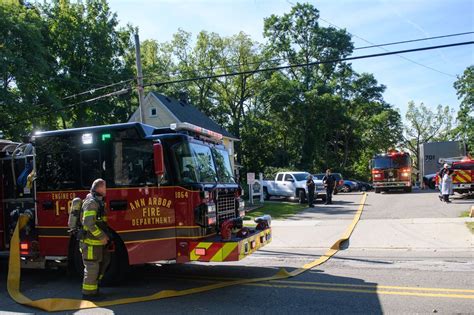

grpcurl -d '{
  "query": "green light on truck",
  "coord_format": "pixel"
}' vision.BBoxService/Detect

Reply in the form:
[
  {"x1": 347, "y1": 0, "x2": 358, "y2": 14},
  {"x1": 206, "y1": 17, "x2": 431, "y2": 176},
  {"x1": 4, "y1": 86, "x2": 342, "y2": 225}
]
[{"x1": 101, "y1": 133, "x2": 111, "y2": 141}]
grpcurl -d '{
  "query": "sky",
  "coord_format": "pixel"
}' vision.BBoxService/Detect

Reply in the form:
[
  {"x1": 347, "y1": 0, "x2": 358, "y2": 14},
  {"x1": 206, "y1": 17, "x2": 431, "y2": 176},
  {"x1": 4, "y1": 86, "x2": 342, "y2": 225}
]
[{"x1": 108, "y1": 0, "x2": 474, "y2": 117}]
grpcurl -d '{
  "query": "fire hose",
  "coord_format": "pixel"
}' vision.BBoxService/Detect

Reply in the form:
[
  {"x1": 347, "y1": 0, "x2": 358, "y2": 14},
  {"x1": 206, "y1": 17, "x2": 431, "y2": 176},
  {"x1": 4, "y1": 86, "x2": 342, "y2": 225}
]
[{"x1": 7, "y1": 194, "x2": 367, "y2": 312}]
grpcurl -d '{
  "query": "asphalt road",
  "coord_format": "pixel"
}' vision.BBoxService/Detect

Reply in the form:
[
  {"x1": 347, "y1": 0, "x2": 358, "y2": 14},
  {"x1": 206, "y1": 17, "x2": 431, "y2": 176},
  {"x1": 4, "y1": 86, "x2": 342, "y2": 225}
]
[{"x1": 1, "y1": 190, "x2": 473, "y2": 314}]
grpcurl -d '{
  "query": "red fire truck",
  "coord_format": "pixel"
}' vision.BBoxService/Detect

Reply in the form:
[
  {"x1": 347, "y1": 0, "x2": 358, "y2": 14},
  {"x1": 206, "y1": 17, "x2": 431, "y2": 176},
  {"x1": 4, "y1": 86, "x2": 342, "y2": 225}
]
[
  {"x1": 0, "y1": 122, "x2": 271, "y2": 282},
  {"x1": 370, "y1": 150, "x2": 412, "y2": 193}
]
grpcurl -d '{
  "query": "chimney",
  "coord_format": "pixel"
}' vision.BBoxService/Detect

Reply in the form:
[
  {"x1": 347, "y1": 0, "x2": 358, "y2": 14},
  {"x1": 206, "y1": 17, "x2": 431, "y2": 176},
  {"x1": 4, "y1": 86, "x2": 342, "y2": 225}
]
[{"x1": 178, "y1": 91, "x2": 189, "y2": 104}]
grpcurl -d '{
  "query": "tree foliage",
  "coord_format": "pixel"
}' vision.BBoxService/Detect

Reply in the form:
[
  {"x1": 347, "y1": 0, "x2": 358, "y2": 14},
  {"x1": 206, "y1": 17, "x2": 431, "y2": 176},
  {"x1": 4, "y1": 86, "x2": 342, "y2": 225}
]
[
  {"x1": 453, "y1": 65, "x2": 474, "y2": 150},
  {"x1": 2, "y1": 1, "x2": 407, "y2": 180},
  {"x1": 0, "y1": 0, "x2": 135, "y2": 138},
  {"x1": 403, "y1": 101, "x2": 454, "y2": 170}
]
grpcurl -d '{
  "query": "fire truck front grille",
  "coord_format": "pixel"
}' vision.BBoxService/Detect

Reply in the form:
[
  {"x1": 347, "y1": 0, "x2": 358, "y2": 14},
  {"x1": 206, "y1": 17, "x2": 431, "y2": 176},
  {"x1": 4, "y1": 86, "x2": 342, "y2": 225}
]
[
  {"x1": 384, "y1": 169, "x2": 398, "y2": 179},
  {"x1": 216, "y1": 192, "x2": 236, "y2": 224}
]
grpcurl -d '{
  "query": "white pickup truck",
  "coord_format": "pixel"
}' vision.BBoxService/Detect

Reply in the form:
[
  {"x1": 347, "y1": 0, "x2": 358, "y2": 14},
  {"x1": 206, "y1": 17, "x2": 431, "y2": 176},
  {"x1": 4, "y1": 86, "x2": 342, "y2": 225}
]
[{"x1": 262, "y1": 172, "x2": 326, "y2": 203}]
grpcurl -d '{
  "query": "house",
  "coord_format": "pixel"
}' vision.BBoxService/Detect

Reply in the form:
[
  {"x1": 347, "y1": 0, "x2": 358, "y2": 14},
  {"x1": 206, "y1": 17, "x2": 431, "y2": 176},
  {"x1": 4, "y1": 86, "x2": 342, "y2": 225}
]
[{"x1": 128, "y1": 92, "x2": 239, "y2": 170}]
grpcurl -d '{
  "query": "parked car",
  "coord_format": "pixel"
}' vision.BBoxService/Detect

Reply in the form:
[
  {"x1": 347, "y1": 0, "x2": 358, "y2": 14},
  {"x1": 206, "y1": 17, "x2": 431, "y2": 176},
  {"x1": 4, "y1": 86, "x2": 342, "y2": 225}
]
[
  {"x1": 313, "y1": 172, "x2": 344, "y2": 194},
  {"x1": 423, "y1": 173, "x2": 437, "y2": 190},
  {"x1": 262, "y1": 172, "x2": 326, "y2": 203},
  {"x1": 339, "y1": 180, "x2": 359, "y2": 192},
  {"x1": 352, "y1": 180, "x2": 373, "y2": 191}
]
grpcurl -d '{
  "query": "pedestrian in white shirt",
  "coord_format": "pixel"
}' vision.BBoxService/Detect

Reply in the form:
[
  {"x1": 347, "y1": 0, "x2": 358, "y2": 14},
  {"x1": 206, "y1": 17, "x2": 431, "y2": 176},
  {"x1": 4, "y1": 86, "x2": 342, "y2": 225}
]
[{"x1": 441, "y1": 169, "x2": 453, "y2": 203}]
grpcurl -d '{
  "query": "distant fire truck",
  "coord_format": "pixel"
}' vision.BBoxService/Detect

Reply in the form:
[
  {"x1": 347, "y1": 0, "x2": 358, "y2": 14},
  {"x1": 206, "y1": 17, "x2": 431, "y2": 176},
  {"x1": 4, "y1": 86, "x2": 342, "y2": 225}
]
[
  {"x1": 436, "y1": 156, "x2": 474, "y2": 194},
  {"x1": 0, "y1": 122, "x2": 271, "y2": 282},
  {"x1": 370, "y1": 150, "x2": 412, "y2": 193}
]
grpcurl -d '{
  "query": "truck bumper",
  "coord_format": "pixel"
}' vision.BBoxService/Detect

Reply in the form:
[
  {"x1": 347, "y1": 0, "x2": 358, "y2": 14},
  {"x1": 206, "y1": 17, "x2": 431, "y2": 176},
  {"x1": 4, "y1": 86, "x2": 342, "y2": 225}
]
[
  {"x1": 453, "y1": 183, "x2": 474, "y2": 192},
  {"x1": 187, "y1": 227, "x2": 272, "y2": 262},
  {"x1": 373, "y1": 181, "x2": 410, "y2": 188}
]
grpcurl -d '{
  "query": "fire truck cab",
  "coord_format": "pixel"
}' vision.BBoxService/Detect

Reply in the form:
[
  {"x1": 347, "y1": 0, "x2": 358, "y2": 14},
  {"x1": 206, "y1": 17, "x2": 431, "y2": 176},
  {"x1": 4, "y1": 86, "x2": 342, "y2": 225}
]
[
  {"x1": 0, "y1": 122, "x2": 271, "y2": 281},
  {"x1": 370, "y1": 150, "x2": 412, "y2": 193}
]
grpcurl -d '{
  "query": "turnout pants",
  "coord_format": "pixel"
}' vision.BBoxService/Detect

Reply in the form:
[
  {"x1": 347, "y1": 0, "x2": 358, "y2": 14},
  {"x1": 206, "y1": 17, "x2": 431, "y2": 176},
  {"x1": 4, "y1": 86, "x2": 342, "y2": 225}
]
[{"x1": 80, "y1": 242, "x2": 111, "y2": 295}]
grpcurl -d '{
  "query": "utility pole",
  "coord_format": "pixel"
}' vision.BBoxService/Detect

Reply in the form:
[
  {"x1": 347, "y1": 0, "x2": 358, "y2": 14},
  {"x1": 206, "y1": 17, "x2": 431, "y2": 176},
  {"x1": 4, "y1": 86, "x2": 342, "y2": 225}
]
[{"x1": 134, "y1": 33, "x2": 146, "y2": 123}]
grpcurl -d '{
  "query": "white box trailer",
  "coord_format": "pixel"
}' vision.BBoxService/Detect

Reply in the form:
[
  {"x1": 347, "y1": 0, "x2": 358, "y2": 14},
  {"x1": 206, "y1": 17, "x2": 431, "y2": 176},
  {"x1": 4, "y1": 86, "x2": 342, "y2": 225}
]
[{"x1": 420, "y1": 141, "x2": 466, "y2": 177}]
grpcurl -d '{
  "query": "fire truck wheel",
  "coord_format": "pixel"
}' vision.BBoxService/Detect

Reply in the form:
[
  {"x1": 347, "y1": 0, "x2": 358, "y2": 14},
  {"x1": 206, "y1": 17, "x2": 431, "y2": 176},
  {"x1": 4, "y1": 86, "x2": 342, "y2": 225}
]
[
  {"x1": 101, "y1": 237, "x2": 129, "y2": 286},
  {"x1": 69, "y1": 234, "x2": 129, "y2": 286}
]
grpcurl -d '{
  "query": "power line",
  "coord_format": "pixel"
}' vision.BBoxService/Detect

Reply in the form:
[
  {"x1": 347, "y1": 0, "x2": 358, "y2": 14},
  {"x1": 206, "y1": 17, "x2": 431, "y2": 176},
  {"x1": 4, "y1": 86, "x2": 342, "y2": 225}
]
[
  {"x1": 9, "y1": 88, "x2": 132, "y2": 126},
  {"x1": 62, "y1": 79, "x2": 134, "y2": 100},
  {"x1": 9, "y1": 40, "x2": 473, "y2": 125},
  {"x1": 26, "y1": 78, "x2": 134, "y2": 110},
  {"x1": 143, "y1": 31, "x2": 473, "y2": 82},
  {"x1": 355, "y1": 31, "x2": 474, "y2": 50},
  {"x1": 318, "y1": 17, "x2": 461, "y2": 78},
  {"x1": 147, "y1": 41, "x2": 473, "y2": 87}
]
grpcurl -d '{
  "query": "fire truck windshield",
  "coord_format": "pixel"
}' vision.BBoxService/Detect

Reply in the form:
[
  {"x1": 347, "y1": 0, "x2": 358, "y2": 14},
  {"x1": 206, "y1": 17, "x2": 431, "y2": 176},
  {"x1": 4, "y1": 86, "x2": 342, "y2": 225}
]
[
  {"x1": 373, "y1": 155, "x2": 410, "y2": 169},
  {"x1": 212, "y1": 147, "x2": 235, "y2": 183},
  {"x1": 174, "y1": 142, "x2": 235, "y2": 184}
]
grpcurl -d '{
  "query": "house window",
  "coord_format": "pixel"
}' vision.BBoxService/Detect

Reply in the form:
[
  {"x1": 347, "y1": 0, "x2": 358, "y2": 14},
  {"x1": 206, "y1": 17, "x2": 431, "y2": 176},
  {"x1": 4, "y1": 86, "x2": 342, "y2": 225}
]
[{"x1": 149, "y1": 107, "x2": 157, "y2": 117}]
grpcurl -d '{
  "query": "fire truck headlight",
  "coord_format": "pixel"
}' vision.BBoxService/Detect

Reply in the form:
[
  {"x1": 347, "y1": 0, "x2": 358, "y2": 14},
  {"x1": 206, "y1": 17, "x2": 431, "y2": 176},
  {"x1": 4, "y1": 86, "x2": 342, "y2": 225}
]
[
  {"x1": 401, "y1": 172, "x2": 410, "y2": 178},
  {"x1": 206, "y1": 203, "x2": 216, "y2": 214}
]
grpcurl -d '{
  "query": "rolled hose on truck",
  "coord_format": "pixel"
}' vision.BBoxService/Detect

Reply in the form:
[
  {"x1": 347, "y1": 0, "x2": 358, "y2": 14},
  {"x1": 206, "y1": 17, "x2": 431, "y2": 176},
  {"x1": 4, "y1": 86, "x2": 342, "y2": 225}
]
[{"x1": 7, "y1": 194, "x2": 368, "y2": 312}]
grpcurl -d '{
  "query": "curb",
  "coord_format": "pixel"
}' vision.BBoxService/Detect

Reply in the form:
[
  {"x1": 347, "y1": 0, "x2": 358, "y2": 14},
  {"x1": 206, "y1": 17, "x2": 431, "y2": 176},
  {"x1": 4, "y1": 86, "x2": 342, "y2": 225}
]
[{"x1": 470, "y1": 205, "x2": 474, "y2": 218}]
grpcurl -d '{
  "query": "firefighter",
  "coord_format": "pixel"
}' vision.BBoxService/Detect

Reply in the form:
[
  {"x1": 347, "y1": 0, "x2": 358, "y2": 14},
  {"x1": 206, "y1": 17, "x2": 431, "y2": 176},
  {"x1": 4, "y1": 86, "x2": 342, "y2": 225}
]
[
  {"x1": 306, "y1": 175, "x2": 315, "y2": 207},
  {"x1": 322, "y1": 169, "x2": 336, "y2": 205},
  {"x1": 80, "y1": 178, "x2": 110, "y2": 300}
]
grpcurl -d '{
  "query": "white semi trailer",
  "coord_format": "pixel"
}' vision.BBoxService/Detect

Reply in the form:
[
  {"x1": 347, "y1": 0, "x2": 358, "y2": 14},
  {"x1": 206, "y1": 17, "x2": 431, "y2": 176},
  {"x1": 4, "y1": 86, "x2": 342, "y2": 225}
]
[{"x1": 419, "y1": 141, "x2": 467, "y2": 177}]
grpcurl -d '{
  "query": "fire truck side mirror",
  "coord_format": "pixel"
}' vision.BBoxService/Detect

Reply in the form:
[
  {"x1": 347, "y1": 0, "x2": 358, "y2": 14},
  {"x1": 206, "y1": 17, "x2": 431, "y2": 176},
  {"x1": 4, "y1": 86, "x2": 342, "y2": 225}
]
[{"x1": 153, "y1": 142, "x2": 165, "y2": 176}]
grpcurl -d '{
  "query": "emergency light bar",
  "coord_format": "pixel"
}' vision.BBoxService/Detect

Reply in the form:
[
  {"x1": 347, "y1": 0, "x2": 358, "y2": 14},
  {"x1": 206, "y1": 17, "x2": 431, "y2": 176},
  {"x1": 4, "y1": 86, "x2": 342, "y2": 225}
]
[{"x1": 170, "y1": 122, "x2": 223, "y2": 141}]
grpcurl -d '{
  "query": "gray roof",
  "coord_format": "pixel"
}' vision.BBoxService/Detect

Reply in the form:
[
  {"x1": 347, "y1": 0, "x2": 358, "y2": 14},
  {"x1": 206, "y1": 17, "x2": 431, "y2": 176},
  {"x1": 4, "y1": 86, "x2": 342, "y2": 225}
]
[{"x1": 151, "y1": 92, "x2": 237, "y2": 139}]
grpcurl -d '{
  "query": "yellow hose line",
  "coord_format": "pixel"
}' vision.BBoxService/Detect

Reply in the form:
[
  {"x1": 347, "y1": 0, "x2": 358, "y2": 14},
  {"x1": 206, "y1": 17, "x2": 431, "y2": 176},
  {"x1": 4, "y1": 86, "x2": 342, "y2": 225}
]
[{"x1": 7, "y1": 194, "x2": 367, "y2": 311}]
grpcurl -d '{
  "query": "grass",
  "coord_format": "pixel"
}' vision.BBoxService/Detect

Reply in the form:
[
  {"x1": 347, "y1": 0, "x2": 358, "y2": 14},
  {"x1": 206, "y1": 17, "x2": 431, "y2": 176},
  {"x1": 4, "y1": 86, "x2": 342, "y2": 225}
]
[
  {"x1": 244, "y1": 201, "x2": 307, "y2": 220},
  {"x1": 466, "y1": 222, "x2": 474, "y2": 234},
  {"x1": 459, "y1": 210, "x2": 474, "y2": 234}
]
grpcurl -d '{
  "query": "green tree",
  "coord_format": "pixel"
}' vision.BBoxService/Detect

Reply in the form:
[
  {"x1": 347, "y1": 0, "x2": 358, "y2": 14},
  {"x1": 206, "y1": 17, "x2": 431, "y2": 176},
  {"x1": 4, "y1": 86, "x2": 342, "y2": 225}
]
[
  {"x1": 0, "y1": 1, "x2": 53, "y2": 139},
  {"x1": 41, "y1": 0, "x2": 136, "y2": 128},
  {"x1": 453, "y1": 65, "x2": 474, "y2": 151},
  {"x1": 403, "y1": 101, "x2": 454, "y2": 170}
]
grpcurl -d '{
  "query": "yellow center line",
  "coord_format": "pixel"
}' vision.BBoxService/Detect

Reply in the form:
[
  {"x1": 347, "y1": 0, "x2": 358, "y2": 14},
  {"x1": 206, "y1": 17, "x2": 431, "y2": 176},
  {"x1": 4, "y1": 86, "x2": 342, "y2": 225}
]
[
  {"x1": 247, "y1": 283, "x2": 474, "y2": 299},
  {"x1": 157, "y1": 275, "x2": 474, "y2": 295}
]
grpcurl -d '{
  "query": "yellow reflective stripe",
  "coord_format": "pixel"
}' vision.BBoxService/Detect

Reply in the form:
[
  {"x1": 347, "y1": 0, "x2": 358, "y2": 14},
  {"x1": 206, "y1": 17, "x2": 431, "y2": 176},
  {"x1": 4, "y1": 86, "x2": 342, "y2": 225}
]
[
  {"x1": 84, "y1": 239, "x2": 103, "y2": 246},
  {"x1": 83, "y1": 210, "x2": 97, "y2": 217},
  {"x1": 83, "y1": 226, "x2": 89, "y2": 231},
  {"x1": 211, "y1": 242, "x2": 238, "y2": 262},
  {"x1": 91, "y1": 229, "x2": 102, "y2": 237},
  {"x1": 82, "y1": 283, "x2": 98, "y2": 290},
  {"x1": 87, "y1": 246, "x2": 93, "y2": 260}
]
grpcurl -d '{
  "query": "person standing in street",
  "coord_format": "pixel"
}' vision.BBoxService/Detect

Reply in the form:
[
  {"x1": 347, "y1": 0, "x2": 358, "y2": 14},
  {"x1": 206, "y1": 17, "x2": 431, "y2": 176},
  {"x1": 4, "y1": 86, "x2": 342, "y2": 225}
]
[
  {"x1": 80, "y1": 178, "x2": 110, "y2": 300},
  {"x1": 437, "y1": 163, "x2": 449, "y2": 201},
  {"x1": 322, "y1": 169, "x2": 336, "y2": 205},
  {"x1": 306, "y1": 175, "x2": 315, "y2": 207},
  {"x1": 441, "y1": 168, "x2": 454, "y2": 203}
]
